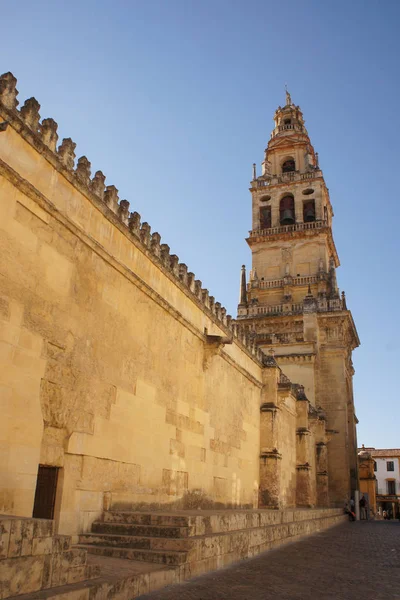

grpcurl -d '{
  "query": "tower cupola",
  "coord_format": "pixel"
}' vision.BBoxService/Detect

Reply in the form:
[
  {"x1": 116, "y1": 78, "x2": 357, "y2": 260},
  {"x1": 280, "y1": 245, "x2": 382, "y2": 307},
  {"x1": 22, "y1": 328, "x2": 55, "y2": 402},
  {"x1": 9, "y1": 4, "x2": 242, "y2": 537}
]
[
  {"x1": 259, "y1": 90, "x2": 318, "y2": 179},
  {"x1": 271, "y1": 90, "x2": 307, "y2": 140}
]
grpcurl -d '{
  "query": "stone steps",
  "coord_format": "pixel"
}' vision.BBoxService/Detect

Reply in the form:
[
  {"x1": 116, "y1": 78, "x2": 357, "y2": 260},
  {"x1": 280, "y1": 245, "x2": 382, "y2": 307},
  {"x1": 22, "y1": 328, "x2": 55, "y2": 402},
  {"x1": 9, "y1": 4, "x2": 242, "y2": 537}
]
[
  {"x1": 91, "y1": 520, "x2": 189, "y2": 538},
  {"x1": 77, "y1": 508, "x2": 347, "y2": 575},
  {"x1": 4, "y1": 509, "x2": 346, "y2": 599},
  {"x1": 79, "y1": 532, "x2": 195, "y2": 551},
  {"x1": 103, "y1": 511, "x2": 190, "y2": 526},
  {"x1": 77, "y1": 543, "x2": 189, "y2": 565}
]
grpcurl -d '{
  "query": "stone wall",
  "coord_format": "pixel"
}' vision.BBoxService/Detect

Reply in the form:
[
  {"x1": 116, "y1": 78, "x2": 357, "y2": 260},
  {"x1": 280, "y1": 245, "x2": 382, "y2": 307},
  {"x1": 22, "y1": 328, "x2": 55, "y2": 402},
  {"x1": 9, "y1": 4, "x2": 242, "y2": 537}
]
[
  {"x1": 0, "y1": 74, "x2": 271, "y2": 536},
  {"x1": 0, "y1": 72, "x2": 330, "y2": 538},
  {"x1": 0, "y1": 515, "x2": 98, "y2": 597}
]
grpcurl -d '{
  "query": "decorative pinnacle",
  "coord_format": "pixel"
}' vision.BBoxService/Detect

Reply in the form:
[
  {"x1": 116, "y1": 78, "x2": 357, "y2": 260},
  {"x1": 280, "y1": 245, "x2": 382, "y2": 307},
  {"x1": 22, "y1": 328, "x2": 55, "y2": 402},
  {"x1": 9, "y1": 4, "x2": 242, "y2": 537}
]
[{"x1": 239, "y1": 264, "x2": 247, "y2": 306}]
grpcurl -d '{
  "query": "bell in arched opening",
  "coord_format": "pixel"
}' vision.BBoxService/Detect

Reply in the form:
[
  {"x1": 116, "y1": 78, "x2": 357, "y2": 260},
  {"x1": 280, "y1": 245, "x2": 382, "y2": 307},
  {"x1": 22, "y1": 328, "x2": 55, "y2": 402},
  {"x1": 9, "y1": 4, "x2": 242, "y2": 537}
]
[
  {"x1": 303, "y1": 200, "x2": 316, "y2": 223},
  {"x1": 280, "y1": 195, "x2": 295, "y2": 225},
  {"x1": 282, "y1": 159, "x2": 295, "y2": 173}
]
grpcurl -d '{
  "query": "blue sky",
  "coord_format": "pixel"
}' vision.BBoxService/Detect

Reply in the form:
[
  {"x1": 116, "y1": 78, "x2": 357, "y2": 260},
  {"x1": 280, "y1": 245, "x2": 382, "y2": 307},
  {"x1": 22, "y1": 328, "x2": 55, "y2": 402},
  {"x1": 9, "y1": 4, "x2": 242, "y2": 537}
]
[{"x1": 3, "y1": 0, "x2": 399, "y2": 447}]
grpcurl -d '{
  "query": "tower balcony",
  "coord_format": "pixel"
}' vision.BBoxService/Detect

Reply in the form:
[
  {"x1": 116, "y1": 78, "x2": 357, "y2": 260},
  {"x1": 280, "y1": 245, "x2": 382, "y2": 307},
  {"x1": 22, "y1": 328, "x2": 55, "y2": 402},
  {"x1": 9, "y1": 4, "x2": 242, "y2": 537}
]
[
  {"x1": 248, "y1": 219, "x2": 328, "y2": 240},
  {"x1": 271, "y1": 123, "x2": 305, "y2": 137},
  {"x1": 252, "y1": 170, "x2": 322, "y2": 189},
  {"x1": 249, "y1": 274, "x2": 324, "y2": 291},
  {"x1": 237, "y1": 296, "x2": 344, "y2": 320}
]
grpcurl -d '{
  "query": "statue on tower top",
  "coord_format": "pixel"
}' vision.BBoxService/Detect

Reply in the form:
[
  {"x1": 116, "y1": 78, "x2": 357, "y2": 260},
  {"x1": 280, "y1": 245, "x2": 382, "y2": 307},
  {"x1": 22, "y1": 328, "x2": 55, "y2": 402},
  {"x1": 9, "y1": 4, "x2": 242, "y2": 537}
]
[{"x1": 285, "y1": 85, "x2": 292, "y2": 106}]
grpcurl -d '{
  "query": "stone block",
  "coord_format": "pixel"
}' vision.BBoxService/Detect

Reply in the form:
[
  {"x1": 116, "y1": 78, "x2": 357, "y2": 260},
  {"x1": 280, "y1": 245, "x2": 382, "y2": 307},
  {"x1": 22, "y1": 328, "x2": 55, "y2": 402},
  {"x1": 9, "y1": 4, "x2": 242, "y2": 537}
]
[
  {"x1": 0, "y1": 555, "x2": 44, "y2": 596},
  {"x1": 282, "y1": 510, "x2": 294, "y2": 523},
  {"x1": 259, "y1": 511, "x2": 282, "y2": 527},
  {"x1": 199, "y1": 535, "x2": 221, "y2": 560},
  {"x1": 41, "y1": 554, "x2": 53, "y2": 589},
  {"x1": 55, "y1": 589, "x2": 90, "y2": 600},
  {"x1": 162, "y1": 469, "x2": 188, "y2": 496},
  {"x1": 53, "y1": 534, "x2": 71, "y2": 553},
  {"x1": 228, "y1": 513, "x2": 247, "y2": 531},
  {"x1": 32, "y1": 535, "x2": 53, "y2": 555},
  {"x1": 67, "y1": 565, "x2": 87, "y2": 584},
  {"x1": 21, "y1": 520, "x2": 34, "y2": 556},
  {"x1": 179, "y1": 562, "x2": 192, "y2": 582},
  {"x1": 148, "y1": 567, "x2": 178, "y2": 592},
  {"x1": 62, "y1": 549, "x2": 87, "y2": 569},
  {"x1": 193, "y1": 516, "x2": 206, "y2": 536},
  {"x1": 190, "y1": 556, "x2": 219, "y2": 578},
  {"x1": 0, "y1": 519, "x2": 11, "y2": 560},
  {"x1": 249, "y1": 528, "x2": 265, "y2": 548},
  {"x1": 135, "y1": 572, "x2": 150, "y2": 597},
  {"x1": 8, "y1": 519, "x2": 23, "y2": 558},
  {"x1": 170, "y1": 438, "x2": 185, "y2": 458},
  {"x1": 33, "y1": 519, "x2": 54, "y2": 538},
  {"x1": 51, "y1": 552, "x2": 62, "y2": 586},
  {"x1": 246, "y1": 513, "x2": 260, "y2": 529},
  {"x1": 228, "y1": 531, "x2": 249, "y2": 554}
]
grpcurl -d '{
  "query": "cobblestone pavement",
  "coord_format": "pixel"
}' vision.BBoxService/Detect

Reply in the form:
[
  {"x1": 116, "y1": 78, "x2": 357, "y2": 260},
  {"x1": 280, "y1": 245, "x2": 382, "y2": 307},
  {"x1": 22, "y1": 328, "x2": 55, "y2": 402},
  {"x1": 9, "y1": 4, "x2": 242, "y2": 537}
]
[{"x1": 138, "y1": 522, "x2": 400, "y2": 600}]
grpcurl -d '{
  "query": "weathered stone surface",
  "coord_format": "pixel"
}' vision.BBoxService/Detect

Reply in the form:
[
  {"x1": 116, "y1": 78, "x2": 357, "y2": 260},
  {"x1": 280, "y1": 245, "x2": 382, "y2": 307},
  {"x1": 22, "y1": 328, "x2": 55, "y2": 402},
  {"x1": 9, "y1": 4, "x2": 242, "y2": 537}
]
[
  {"x1": 0, "y1": 555, "x2": 44, "y2": 596},
  {"x1": 32, "y1": 536, "x2": 53, "y2": 556},
  {"x1": 0, "y1": 519, "x2": 11, "y2": 560},
  {"x1": 8, "y1": 520, "x2": 23, "y2": 558}
]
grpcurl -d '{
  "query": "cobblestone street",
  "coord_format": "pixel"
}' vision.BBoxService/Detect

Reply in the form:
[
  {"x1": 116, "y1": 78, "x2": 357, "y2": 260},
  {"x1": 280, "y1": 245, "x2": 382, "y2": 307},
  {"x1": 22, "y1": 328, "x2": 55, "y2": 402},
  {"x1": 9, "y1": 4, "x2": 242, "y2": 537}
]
[{"x1": 138, "y1": 522, "x2": 400, "y2": 600}]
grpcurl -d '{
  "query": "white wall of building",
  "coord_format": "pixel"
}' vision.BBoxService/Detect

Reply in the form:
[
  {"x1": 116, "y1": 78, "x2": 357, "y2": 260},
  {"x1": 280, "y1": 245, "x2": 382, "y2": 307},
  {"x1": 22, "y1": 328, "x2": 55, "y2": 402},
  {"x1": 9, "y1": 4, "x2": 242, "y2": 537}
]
[{"x1": 374, "y1": 457, "x2": 400, "y2": 495}]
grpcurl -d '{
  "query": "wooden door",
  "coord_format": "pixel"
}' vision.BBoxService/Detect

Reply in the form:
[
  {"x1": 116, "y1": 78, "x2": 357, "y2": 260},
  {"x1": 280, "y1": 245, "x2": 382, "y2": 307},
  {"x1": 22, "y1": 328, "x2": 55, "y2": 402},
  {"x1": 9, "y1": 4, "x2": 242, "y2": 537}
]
[{"x1": 32, "y1": 465, "x2": 59, "y2": 519}]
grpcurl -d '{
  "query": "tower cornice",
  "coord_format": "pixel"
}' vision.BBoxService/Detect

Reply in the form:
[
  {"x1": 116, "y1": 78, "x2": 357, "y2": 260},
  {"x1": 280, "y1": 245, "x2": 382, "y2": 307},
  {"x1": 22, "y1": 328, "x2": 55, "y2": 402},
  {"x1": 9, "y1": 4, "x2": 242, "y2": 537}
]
[
  {"x1": 251, "y1": 170, "x2": 324, "y2": 191},
  {"x1": 246, "y1": 222, "x2": 340, "y2": 268}
]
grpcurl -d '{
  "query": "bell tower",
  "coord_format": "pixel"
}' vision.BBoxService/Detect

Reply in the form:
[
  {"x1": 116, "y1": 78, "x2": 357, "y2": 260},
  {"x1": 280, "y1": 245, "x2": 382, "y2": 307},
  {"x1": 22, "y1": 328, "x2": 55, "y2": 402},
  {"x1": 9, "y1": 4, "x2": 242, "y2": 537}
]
[{"x1": 238, "y1": 92, "x2": 360, "y2": 506}]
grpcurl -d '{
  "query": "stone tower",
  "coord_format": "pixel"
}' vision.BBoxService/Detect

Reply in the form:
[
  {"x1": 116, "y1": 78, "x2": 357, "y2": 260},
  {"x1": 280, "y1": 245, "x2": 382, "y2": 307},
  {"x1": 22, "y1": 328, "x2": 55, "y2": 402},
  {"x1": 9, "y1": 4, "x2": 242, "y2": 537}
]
[{"x1": 237, "y1": 91, "x2": 360, "y2": 506}]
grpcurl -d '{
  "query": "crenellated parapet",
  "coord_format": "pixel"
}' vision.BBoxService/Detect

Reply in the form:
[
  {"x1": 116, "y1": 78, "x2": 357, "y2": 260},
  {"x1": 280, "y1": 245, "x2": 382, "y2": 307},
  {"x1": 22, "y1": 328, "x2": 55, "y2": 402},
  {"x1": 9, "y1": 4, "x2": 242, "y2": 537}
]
[{"x1": 0, "y1": 72, "x2": 264, "y2": 364}]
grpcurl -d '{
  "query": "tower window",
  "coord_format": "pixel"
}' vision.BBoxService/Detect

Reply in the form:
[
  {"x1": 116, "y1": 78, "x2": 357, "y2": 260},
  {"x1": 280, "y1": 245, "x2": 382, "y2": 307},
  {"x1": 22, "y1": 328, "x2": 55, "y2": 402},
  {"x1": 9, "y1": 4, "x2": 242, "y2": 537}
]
[
  {"x1": 303, "y1": 200, "x2": 316, "y2": 223},
  {"x1": 260, "y1": 206, "x2": 271, "y2": 229},
  {"x1": 284, "y1": 119, "x2": 291, "y2": 125},
  {"x1": 282, "y1": 159, "x2": 295, "y2": 173},
  {"x1": 280, "y1": 195, "x2": 295, "y2": 225}
]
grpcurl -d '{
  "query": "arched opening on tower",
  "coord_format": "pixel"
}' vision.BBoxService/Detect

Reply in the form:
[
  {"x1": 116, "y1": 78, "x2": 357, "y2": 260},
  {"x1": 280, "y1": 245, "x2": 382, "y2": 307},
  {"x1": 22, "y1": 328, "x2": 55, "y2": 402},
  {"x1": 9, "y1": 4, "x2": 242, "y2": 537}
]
[
  {"x1": 280, "y1": 195, "x2": 295, "y2": 225},
  {"x1": 259, "y1": 206, "x2": 271, "y2": 229},
  {"x1": 303, "y1": 200, "x2": 316, "y2": 223},
  {"x1": 282, "y1": 159, "x2": 295, "y2": 173}
]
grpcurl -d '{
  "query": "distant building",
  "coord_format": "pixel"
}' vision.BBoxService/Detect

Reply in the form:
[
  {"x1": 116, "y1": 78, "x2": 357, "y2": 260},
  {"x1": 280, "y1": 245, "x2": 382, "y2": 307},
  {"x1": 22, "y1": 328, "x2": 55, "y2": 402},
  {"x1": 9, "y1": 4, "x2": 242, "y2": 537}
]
[
  {"x1": 357, "y1": 446, "x2": 376, "y2": 516},
  {"x1": 361, "y1": 447, "x2": 400, "y2": 517}
]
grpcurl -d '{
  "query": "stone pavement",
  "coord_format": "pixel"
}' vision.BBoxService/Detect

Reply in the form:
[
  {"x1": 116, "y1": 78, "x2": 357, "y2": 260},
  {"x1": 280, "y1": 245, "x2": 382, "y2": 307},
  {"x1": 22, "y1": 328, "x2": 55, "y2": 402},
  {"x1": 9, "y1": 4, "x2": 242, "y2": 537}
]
[{"x1": 137, "y1": 521, "x2": 400, "y2": 600}]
